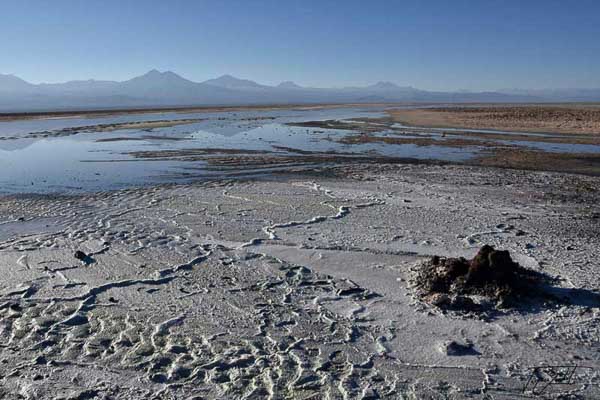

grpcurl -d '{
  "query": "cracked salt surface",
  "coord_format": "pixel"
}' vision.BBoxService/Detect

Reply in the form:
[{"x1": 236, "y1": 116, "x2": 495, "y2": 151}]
[{"x1": 0, "y1": 163, "x2": 598, "y2": 398}]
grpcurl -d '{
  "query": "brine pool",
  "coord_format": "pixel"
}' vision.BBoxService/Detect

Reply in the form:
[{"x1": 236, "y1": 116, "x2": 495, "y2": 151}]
[{"x1": 1, "y1": 106, "x2": 596, "y2": 194}]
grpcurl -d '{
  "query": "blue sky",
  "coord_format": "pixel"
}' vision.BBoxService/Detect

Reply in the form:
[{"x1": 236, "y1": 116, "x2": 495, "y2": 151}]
[{"x1": 2, "y1": 0, "x2": 599, "y2": 90}]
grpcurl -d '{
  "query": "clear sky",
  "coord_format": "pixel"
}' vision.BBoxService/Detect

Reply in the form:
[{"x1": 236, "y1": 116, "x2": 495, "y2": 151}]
[{"x1": 2, "y1": 0, "x2": 599, "y2": 91}]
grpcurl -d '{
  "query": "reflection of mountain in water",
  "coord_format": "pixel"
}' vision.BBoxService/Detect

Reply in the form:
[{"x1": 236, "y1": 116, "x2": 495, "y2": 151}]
[
  {"x1": 0, "y1": 138, "x2": 37, "y2": 151},
  {"x1": 0, "y1": 107, "x2": 478, "y2": 194}
]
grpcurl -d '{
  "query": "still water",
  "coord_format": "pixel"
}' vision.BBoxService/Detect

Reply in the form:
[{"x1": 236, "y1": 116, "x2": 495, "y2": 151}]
[{"x1": 0, "y1": 107, "x2": 477, "y2": 194}]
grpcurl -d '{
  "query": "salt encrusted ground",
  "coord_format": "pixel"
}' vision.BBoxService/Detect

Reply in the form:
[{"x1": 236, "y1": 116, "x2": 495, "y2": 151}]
[{"x1": 0, "y1": 163, "x2": 598, "y2": 399}]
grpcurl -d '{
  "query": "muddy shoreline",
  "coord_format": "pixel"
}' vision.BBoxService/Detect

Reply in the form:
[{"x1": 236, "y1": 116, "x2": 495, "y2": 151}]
[
  {"x1": 286, "y1": 110, "x2": 600, "y2": 176},
  {"x1": 0, "y1": 102, "x2": 401, "y2": 122},
  {"x1": 3, "y1": 104, "x2": 600, "y2": 196}
]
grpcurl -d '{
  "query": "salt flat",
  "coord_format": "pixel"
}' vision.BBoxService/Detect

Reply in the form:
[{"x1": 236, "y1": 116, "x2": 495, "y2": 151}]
[{"x1": 0, "y1": 163, "x2": 598, "y2": 398}]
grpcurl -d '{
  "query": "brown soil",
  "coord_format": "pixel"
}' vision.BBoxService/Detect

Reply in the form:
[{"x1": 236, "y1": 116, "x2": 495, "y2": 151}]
[
  {"x1": 472, "y1": 149, "x2": 600, "y2": 176},
  {"x1": 333, "y1": 134, "x2": 600, "y2": 175},
  {"x1": 390, "y1": 106, "x2": 600, "y2": 135},
  {"x1": 336, "y1": 133, "x2": 495, "y2": 148},
  {"x1": 0, "y1": 103, "x2": 399, "y2": 122}
]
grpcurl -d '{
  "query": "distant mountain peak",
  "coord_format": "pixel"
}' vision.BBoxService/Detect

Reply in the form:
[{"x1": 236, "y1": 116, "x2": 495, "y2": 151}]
[
  {"x1": 3, "y1": 69, "x2": 600, "y2": 112},
  {"x1": 203, "y1": 74, "x2": 265, "y2": 89},
  {"x1": 125, "y1": 70, "x2": 193, "y2": 85},
  {"x1": 0, "y1": 73, "x2": 34, "y2": 91},
  {"x1": 140, "y1": 69, "x2": 180, "y2": 78},
  {"x1": 0, "y1": 73, "x2": 27, "y2": 82},
  {"x1": 277, "y1": 81, "x2": 302, "y2": 89},
  {"x1": 369, "y1": 81, "x2": 400, "y2": 89}
]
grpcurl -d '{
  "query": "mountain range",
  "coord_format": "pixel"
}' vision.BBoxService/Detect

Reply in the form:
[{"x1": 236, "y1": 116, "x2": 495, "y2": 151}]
[{"x1": 1, "y1": 69, "x2": 599, "y2": 112}]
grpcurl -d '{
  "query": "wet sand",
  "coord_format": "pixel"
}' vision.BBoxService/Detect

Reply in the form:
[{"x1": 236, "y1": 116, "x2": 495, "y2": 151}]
[
  {"x1": 90, "y1": 119, "x2": 205, "y2": 132},
  {"x1": 0, "y1": 163, "x2": 599, "y2": 398},
  {"x1": 333, "y1": 132, "x2": 600, "y2": 175},
  {"x1": 0, "y1": 118, "x2": 206, "y2": 140}
]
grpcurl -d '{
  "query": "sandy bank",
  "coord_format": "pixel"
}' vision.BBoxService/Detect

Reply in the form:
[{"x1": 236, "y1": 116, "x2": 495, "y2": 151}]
[{"x1": 390, "y1": 106, "x2": 600, "y2": 135}]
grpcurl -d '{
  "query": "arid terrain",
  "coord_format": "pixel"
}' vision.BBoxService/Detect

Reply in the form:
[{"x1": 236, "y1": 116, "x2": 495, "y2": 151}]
[
  {"x1": 0, "y1": 163, "x2": 599, "y2": 399},
  {"x1": 1, "y1": 104, "x2": 600, "y2": 398},
  {"x1": 5, "y1": 0, "x2": 600, "y2": 397},
  {"x1": 390, "y1": 105, "x2": 600, "y2": 135}
]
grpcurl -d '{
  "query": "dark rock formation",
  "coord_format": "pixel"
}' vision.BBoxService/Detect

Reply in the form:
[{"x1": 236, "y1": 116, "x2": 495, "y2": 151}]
[{"x1": 416, "y1": 245, "x2": 549, "y2": 311}]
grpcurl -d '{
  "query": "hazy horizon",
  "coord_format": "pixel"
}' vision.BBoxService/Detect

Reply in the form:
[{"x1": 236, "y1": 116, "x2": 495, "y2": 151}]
[
  {"x1": 3, "y1": 69, "x2": 600, "y2": 93},
  {"x1": 2, "y1": 0, "x2": 599, "y2": 91}
]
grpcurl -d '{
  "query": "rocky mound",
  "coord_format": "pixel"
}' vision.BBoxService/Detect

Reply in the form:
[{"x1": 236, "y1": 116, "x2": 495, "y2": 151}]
[{"x1": 416, "y1": 245, "x2": 549, "y2": 311}]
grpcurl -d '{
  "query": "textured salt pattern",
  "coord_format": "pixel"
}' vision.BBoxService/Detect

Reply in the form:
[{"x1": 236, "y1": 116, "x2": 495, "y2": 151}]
[{"x1": 0, "y1": 164, "x2": 599, "y2": 398}]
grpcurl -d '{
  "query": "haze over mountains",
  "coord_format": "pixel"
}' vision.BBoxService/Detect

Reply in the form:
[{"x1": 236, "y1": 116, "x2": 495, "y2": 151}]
[{"x1": 1, "y1": 69, "x2": 599, "y2": 112}]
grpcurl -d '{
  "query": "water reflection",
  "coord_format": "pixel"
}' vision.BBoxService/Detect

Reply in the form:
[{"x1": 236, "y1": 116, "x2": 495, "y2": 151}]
[{"x1": 3, "y1": 106, "x2": 594, "y2": 194}]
